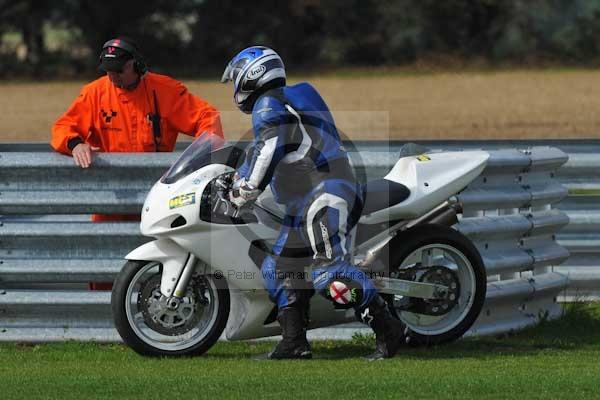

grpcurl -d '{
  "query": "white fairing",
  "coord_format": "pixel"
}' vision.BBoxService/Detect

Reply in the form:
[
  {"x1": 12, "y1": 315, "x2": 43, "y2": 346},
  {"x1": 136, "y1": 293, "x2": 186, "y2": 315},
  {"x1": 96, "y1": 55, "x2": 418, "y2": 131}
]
[
  {"x1": 139, "y1": 164, "x2": 231, "y2": 238},
  {"x1": 125, "y1": 239, "x2": 189, "y2": 297},
  {"x1": 360, "y1": 151, "x2": 489, "y2": 224}
]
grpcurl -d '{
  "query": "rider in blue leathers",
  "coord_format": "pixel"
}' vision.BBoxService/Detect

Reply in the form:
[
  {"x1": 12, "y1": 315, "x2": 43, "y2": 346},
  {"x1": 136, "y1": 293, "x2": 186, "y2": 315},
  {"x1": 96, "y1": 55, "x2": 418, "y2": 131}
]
[{"x1": 221, "y1": 46, "x2": 405, "y2": 360}]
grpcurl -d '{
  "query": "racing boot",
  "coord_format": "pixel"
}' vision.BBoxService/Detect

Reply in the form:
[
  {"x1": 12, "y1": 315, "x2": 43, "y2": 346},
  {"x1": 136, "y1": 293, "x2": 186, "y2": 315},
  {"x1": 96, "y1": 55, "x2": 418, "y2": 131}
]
[
  {"x1": 357, "y1": 295, "x2": 406, "y2": 361},
  {"x1": 267, "y1": 306, "x2": 312, "y2": 359}
]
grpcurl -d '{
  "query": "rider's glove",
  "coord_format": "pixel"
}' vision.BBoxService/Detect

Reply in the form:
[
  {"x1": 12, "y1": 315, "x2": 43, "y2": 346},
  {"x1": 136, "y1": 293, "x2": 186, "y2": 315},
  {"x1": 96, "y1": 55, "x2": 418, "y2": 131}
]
[{"x1": 229, "y1": 177, "x2": 261, "y2": 208}]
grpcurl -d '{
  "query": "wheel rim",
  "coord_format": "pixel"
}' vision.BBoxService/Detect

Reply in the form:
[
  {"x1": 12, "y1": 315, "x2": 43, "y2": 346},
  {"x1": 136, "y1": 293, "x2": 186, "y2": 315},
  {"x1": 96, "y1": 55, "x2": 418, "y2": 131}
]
[
  {"x1": 392, "y1": 244, "x2": 477, "y2": 336},
  {"x1": 124, "y1": 262, "x2": 220, "y2": 352}
]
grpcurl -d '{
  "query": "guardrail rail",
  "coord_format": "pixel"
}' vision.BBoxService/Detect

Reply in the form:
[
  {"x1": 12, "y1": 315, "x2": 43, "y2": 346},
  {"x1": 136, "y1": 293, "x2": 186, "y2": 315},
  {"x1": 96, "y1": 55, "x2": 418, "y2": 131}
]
[{"x1": 0, "y1": 140, "x2": 577, "y2": 341}]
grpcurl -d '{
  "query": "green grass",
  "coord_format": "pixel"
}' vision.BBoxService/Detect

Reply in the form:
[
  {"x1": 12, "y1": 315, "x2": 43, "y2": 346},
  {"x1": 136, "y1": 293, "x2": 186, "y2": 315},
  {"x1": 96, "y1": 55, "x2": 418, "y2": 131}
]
[{"x1": 1, "y1": 303, "x2": 600, "y2": 399}]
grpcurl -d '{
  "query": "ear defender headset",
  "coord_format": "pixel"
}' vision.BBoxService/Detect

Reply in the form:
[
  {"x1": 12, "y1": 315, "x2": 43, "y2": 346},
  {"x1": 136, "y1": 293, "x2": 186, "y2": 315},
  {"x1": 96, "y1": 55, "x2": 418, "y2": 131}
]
[
  {"x1": 101, "y1": 37, "x2": 161, "y2": 149},
  {"x1": 101, "y1": 37, "x2": 148, "y2": 74}
]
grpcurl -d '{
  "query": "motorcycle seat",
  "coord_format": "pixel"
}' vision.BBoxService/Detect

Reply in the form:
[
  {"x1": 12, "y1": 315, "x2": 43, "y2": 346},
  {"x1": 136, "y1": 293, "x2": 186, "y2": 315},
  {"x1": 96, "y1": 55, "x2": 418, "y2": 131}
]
[{"x1": 361, "y1": 178, "x2": 410, "y2": 215}]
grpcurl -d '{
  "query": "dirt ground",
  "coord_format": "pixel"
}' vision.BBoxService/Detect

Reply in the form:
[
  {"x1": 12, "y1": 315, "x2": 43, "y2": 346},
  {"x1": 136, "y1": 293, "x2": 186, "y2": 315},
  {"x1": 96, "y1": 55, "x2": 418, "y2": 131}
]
[{"x1": 2, "y1": 69, "x2": 600, "y2": 142}]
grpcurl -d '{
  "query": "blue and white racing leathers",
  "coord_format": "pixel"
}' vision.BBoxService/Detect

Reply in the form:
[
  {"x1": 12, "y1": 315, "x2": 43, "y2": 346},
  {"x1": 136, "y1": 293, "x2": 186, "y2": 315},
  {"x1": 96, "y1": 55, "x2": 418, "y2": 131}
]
[{"x1": 238, "y1": 82, "x2": 377, "y2": 311}]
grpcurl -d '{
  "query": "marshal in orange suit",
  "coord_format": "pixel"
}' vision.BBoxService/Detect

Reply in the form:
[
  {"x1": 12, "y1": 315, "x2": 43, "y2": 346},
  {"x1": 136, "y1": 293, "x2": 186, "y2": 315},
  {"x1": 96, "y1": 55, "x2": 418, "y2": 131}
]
[
  {"x1": 51, "y1": 36, "x2": 224, "y2": 224},
  {"x1": 52, "y1": 37, "x2": 223, "y2": 158}
]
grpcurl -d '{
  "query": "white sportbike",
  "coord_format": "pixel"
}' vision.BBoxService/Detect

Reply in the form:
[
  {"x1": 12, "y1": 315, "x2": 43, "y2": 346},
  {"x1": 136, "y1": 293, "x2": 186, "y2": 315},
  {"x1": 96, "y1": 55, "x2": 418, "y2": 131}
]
[{"x1": 111, "y1": 135, "x2": 489, "y2": 356}]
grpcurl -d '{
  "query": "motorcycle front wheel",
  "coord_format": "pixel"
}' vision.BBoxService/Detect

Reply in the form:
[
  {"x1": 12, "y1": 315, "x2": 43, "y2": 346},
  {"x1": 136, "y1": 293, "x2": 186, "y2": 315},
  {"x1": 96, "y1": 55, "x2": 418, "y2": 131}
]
[{"x1": 111, "y1": 260, "x2": 229, "y2": 357}]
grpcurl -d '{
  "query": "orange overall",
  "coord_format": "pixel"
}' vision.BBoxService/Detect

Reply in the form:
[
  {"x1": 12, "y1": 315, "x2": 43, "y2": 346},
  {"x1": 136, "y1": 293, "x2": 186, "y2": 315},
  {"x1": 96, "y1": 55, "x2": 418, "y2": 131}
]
[{"x1": 51, "y1": 71, "x2": 224, "y2": 223}]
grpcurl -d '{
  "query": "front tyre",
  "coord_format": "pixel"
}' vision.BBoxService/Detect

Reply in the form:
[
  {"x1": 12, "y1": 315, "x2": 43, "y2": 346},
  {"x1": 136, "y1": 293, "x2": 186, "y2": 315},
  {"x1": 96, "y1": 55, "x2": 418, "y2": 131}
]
[
  {"x1": 111, "y1": 260, "x2": 229, "y2": 357},
  {"x1": 383, "y1": 224, "x2": 486, "y2": 346}
]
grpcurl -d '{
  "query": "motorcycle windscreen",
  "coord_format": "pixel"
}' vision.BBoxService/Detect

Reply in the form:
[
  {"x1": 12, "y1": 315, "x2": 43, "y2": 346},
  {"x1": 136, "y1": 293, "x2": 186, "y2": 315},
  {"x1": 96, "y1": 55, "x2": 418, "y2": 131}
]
[{"x1": 161, "y1": 135, "x2": 245, "y2": 184}]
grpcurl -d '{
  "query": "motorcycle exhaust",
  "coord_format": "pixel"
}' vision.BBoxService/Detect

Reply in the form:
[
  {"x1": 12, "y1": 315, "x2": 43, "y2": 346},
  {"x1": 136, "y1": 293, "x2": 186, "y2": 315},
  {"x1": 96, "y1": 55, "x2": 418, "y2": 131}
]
[
  {"x1": 360, "y1": 200, "x2": 462, "y2": 269},
  {"x1": 428, "y1": 201, "x2": 461, "y2": 226},
  {"x1": 405, "y1": 200, "x2": 461, "y2": 229}
]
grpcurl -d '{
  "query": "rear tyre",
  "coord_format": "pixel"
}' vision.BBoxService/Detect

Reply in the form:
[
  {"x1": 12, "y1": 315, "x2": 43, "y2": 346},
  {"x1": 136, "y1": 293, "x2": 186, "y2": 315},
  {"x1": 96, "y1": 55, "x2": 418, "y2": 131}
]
[
  {"x1": 381, "y1": 224, "x2": 486, "y2": 346},
  {"x1": 111, "y1": 260, "x2": 229, "y2": 357}
]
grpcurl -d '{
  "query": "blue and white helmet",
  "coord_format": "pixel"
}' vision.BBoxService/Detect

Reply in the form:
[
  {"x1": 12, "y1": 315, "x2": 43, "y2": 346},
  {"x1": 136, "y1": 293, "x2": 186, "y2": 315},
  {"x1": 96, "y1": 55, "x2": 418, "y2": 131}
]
[{"x1": 221, "y1": 46, "x2": 286, "y2": 113}]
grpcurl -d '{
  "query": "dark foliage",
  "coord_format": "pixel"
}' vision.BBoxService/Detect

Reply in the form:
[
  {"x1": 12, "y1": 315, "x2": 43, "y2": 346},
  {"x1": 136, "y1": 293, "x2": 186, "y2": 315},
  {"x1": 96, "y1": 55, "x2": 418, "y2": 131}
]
[{"x1": 2, "y1": 0, "x2": 600, "y2": 78}]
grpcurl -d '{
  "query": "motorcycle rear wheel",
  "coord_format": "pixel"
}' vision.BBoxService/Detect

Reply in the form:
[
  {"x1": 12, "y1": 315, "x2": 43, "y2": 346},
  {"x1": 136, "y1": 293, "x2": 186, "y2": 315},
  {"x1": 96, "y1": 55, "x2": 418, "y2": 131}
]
[{"x1": 382, "y1": 224, "x2": 486, "y2": 346}]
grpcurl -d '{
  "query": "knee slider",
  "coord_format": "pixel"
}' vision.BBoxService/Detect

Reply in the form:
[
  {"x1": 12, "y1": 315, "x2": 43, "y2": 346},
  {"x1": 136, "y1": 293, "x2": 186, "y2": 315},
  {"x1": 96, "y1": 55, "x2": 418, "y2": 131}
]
[{"x1": 324, "y1": 278, "x2": 363, "y2": 309}]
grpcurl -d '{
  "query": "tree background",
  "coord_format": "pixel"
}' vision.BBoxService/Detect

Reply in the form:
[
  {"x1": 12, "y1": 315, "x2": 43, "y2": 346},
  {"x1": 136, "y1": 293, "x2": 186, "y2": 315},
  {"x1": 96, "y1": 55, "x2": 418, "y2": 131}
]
[{"x1": 2, "y1": 0, "x2": 600, "y2": 78}]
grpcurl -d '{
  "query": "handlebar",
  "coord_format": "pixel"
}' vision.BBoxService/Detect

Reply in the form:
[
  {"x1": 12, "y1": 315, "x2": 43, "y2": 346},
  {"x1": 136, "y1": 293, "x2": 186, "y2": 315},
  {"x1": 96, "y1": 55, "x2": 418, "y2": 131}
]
[
  {"x1": 212, "y1": 173, "x2": 252, "y2": 219},
  {"x1": 206, "y1": 173, "x2": 276, "y2": 226}
]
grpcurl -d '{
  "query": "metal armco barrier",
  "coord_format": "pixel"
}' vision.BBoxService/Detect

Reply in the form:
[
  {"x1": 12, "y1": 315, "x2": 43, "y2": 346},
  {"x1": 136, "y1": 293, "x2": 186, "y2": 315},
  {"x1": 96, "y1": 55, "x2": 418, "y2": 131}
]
[{"x1": 0, "y1": 140, "x2": 578, "y2": 342}]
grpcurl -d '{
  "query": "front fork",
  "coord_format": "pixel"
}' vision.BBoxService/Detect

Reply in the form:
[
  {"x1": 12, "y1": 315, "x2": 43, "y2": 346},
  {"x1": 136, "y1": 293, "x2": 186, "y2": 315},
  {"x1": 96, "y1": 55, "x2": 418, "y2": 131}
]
[{"x1": 172, "y1": 254, "x2": 198, "y2": 298}]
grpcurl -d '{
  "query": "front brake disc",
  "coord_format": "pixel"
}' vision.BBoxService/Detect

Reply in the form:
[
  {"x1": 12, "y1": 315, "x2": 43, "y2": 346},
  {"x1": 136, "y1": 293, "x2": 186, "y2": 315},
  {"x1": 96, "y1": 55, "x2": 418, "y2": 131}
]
[{"x1": 137, "y1": 274, "x2": 207, "y2": 336}]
